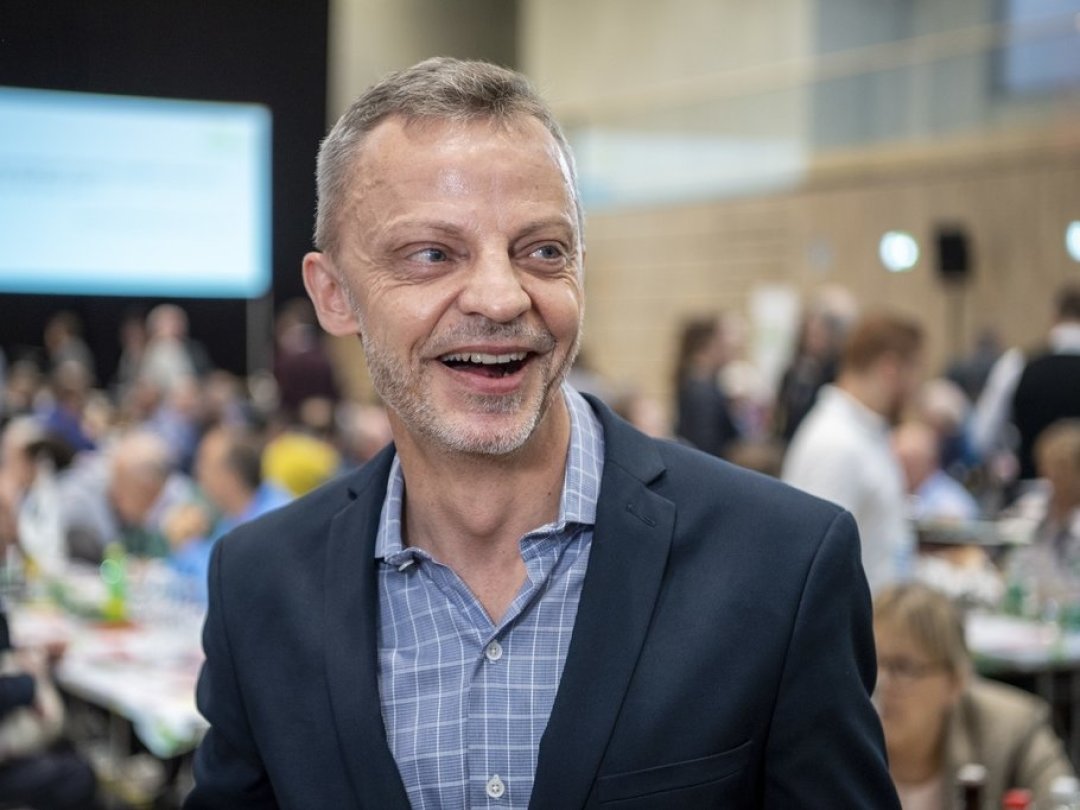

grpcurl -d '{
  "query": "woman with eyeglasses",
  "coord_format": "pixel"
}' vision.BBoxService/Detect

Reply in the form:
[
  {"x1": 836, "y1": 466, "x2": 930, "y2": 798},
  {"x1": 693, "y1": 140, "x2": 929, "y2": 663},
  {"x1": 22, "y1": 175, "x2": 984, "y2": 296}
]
[{"x1": 873, "y1": 583, "x2": 1074, "y2": 809}]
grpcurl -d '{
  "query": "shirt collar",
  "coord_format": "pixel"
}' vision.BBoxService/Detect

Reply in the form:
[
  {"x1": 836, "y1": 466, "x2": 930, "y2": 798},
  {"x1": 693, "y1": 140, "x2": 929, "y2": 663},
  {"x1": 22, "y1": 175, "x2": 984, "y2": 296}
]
[{"x1": 374, "y1": 383, "x2": 604, "y2": 562}]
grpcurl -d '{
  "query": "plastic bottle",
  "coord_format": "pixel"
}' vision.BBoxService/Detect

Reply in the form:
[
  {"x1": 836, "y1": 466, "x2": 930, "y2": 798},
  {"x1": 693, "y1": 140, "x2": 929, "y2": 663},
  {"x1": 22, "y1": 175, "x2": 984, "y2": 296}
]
[
  {"x1": 100, "y1": 542, "x2": 129, "y2": 623},
  {"x1": 1002, "y1": 788, "x2": 1033, "y2": 809},
  {"x1": 957, "y1": 763, "x2": 987, "y2": 810}
]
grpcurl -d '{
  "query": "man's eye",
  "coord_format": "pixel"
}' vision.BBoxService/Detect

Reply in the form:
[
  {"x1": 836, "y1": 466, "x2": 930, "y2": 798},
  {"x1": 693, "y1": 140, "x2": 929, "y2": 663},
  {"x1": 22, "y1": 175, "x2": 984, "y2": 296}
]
[
  {"x1": 529, "y1": 244, "x2": 564, "y2": 261},
  {"x1": 409, "y1": 247, "x2": 449, "y2": 263}
]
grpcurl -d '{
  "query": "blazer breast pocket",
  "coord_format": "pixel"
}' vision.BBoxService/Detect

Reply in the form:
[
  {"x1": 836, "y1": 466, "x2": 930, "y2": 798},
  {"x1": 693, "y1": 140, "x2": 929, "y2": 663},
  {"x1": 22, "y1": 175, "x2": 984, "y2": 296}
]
[{"x1": 595, "y1": 740, "x2": 752, "y2": 806}]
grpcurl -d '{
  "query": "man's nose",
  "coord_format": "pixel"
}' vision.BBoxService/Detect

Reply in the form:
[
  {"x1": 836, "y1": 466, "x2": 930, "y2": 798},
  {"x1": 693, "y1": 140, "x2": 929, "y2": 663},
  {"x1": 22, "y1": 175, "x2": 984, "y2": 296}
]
[{"x1": 457, "y1": 250, "x2": 531, "y2": 323}]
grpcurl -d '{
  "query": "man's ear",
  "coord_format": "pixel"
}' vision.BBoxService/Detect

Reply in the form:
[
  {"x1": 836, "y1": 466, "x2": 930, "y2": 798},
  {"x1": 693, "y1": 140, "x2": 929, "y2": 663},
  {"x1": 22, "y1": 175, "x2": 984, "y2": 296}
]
[{"x1": 302, "y1": 252, "x2": 361, "y2": 337}]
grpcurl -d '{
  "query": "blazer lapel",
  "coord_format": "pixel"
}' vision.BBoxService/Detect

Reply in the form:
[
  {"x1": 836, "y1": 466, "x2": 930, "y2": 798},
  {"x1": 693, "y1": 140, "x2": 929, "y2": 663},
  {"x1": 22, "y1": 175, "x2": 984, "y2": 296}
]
[
  {"x1": 531, "y1": 405, "x2": 675, "y2": 809},
  {"x1": 322, "y1": 448, "x2": 412, "y2": 810}
]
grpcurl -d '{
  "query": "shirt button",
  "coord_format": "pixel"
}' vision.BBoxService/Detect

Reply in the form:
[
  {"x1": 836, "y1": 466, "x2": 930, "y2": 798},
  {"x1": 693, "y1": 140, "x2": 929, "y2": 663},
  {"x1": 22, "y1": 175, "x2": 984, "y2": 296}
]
[
  {"x1": 484, "y1": 640, "x2": 503, "y2": 662},
  {"x1": 486, "y1": 774, "x2": 505, "y2": 799}
]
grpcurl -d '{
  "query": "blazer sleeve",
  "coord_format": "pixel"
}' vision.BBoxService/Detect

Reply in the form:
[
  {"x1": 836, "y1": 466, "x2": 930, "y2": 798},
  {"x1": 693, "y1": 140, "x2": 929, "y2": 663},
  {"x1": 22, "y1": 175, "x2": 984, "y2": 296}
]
[
  {"x1": 184, "y1": 540, "x2": 279, "y2": 809},
  {"x1": 1017, "y1": 702, "x2": 1075, "y2": 808},
  {"x1": 762, "y1": 509, "x2": 900, "y2": 808}
]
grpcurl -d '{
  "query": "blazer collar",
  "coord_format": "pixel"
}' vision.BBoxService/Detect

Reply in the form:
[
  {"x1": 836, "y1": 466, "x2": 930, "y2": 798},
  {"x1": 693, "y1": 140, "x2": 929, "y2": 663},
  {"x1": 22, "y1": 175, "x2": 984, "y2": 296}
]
[{"x1": 322, "y1": 398, "x2": 673, "y2": 810}]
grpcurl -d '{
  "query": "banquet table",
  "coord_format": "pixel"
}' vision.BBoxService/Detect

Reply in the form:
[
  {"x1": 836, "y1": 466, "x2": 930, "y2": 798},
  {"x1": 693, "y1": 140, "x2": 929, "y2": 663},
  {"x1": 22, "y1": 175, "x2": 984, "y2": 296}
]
[
  {"x1": 967, "y1": 611, "x2": 1080, "y2": 765},
  {"x1": 8, "y1": 563, "x2": 207, "y2": 760}
]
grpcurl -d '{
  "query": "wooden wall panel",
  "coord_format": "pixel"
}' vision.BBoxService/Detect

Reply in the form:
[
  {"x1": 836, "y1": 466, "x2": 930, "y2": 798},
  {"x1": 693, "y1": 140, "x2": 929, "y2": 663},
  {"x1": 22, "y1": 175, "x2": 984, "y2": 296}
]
[{"x1": 581, "y1": 141, "x2": 1080, "y2": 413}]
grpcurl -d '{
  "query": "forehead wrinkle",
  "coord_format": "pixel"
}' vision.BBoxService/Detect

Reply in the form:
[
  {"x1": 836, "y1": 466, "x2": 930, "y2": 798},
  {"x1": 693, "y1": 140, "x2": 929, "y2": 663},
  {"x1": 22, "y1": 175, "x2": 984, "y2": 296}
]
[
  {"x1": 484, "y1": 169, "x2": 579, "y2": 250},
  {"x1": 377, "y1": 215, "x2": 483, "y2": 246}
]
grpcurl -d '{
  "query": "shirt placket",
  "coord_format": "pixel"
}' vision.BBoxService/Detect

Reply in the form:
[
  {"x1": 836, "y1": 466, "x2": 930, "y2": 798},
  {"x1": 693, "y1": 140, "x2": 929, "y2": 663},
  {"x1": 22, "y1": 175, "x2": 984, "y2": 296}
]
[
  {"x1": 468, "y1": 623, "x2": 511, "y2": 807},
  {"x1": 464, "y1": 534, "x2": 560, "y2": 808}
]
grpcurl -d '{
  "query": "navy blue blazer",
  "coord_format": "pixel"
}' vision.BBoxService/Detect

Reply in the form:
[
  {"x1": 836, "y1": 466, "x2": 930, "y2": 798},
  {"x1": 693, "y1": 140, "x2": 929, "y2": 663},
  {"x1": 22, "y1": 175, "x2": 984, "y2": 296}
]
[{"x1": 186, "y1": 396, "x2": 899, "y2": 809}]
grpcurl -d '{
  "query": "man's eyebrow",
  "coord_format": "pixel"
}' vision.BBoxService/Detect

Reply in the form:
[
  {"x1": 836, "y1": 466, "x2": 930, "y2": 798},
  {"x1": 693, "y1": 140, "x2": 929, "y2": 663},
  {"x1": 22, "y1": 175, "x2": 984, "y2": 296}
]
[
  {"x1": 380, "y1": 216, "x2": 580, "y2": 246},
  {"x1": 515, "y1": 217, "x2": 579, "y2": 246}
]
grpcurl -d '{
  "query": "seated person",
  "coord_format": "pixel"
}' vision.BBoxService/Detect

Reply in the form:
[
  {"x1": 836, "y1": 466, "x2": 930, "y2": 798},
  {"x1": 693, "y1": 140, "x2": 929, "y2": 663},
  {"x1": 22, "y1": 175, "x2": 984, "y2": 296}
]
[
  {"x1": 107, "y1": 430, "x2": 197, "y2": 559},
  {"x1": 261, "y1": 426, "x2": 341, "y2": 498},
  {"x1": 0, "y1": 609, "x2": 99, "y2": 810},
  {"x1": 1024, "y1": 420, "x2": 1080, "y2": 552},
  {"x1": 999, "y1": 419, "x2": 1080, "y2": 605},
  {"x1": 37, "y1": 361, "x2": 97, "y2": 455},
  {"x1": 874, "y1": 582, "x2": 1074, "y2": 809},
  {"x1": 55, "y1": 429, "x2": 197, "y2": 561},
  {"x1": 0, "y1": 418, "x2": 80, "y2": 574},
  {"x1": 167, "y1": 426, "x2": 291, "y2": 603},
  {"x1": 893, "y1": 419, "x2": 979, "y2": 523},
  {"x1": 0, "y1": 417, "x2": 47, "y2": 556},
  {"x1": 893, "y1": 420, "x2": 1002, "y2": 604}
]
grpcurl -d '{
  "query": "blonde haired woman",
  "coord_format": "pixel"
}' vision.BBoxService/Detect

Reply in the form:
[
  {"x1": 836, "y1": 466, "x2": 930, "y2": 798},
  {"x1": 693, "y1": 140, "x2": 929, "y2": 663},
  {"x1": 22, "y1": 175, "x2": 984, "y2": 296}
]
[{"x1": 874, "y1": 583, "x2": 1074, "y2": 809}]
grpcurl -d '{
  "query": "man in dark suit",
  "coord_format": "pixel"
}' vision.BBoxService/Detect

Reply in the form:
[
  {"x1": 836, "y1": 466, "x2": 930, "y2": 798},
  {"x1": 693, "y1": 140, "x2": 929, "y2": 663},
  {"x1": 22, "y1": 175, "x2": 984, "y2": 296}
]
[
  {"x1": 186, "y1": 57, "x2": 898, "y2": 809},
  {"x1": 1012, "y1": 284, "x2": 1080, "y2": 481}
]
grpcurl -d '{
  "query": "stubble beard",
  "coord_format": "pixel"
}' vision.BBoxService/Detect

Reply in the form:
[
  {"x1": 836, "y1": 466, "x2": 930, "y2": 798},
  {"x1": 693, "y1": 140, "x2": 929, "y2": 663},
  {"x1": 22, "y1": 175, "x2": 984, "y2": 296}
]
[{"x1": 351, "y1": 302, "x2": 581, "y2": 457}]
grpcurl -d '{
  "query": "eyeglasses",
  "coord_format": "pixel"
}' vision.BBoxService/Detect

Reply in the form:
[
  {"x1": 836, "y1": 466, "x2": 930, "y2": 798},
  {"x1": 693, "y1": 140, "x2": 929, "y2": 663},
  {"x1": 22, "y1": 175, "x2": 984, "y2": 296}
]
[{"x1": 877, "y1": 656, "x2": 948, "y2": 684}]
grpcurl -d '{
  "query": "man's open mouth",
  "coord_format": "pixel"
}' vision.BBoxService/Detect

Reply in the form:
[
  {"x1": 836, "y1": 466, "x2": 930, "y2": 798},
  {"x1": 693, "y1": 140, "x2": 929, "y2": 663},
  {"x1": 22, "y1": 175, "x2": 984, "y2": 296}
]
[{"x1": 440, "y1": 351, "x2": 530, "y2": 378}]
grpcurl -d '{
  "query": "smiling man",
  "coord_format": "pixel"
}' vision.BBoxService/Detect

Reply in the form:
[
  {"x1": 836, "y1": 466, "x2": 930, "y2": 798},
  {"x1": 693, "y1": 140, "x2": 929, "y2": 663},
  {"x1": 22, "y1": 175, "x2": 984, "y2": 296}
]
[{"x1": 186, "y1": 58, "x2": 898, "y2": 809}]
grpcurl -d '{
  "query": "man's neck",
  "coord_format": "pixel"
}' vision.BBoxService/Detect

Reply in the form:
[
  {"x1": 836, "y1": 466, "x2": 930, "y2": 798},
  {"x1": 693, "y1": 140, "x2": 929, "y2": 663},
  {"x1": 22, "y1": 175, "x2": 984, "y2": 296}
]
[{"x1": 391, "y1": 397, "x2": 572, "y2": 622}]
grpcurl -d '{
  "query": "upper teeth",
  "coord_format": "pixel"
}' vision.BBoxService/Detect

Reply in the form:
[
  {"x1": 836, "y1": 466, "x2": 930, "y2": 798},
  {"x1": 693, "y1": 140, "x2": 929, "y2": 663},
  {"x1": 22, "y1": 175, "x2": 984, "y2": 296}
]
[{"x1": 442, "y1": 351, "x2": 527, "y2": 365}]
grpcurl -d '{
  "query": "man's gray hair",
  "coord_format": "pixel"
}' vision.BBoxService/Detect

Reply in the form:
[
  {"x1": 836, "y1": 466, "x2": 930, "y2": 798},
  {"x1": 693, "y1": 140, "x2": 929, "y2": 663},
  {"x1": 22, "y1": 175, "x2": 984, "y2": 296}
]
[
  {"x1": 112, "y1": 430, "x2": 175, "y2": 482},
  {"x1": 314, "y1": 56, "x2": 581, "y2": 255}
]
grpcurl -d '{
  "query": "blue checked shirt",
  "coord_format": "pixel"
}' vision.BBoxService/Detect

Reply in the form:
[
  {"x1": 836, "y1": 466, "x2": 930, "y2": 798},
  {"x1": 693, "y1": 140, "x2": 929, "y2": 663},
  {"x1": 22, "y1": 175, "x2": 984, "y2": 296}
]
[{"x1": 374, "y1": 385, "x2": 604, "y2": 809}]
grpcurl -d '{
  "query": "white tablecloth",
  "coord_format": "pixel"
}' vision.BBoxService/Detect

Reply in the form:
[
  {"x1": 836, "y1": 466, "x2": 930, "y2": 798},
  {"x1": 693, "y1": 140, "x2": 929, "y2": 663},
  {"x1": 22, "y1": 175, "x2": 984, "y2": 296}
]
[{"x1": 9, "y1": 570, "x2": 207, "y2": 758}]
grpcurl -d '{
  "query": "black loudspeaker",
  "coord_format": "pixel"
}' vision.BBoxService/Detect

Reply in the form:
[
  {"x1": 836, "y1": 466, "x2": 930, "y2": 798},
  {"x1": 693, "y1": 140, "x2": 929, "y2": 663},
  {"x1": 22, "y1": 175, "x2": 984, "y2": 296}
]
[{"x1": 935, "y1": 226, "x2": 971, "y2": 283}]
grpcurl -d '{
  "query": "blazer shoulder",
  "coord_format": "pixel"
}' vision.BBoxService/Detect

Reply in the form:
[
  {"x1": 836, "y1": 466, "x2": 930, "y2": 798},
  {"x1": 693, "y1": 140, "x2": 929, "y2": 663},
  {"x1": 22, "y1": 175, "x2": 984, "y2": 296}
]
[
  {"x1": 652, "y1": 436, "x2": 848, "y2": 530},
  {"x1": 963, "y1": 678, "x2": 1052, "y2": 733},
  {"x1": 591, "y1": 396, "x2": 852, "y2": 557}
]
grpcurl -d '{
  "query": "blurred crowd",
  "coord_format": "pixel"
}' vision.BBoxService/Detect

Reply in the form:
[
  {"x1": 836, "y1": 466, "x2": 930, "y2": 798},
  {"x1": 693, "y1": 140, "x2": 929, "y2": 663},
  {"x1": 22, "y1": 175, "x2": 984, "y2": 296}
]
[
  {"x1": 648, "y1": 282, "x2": 1080, "y2": 807},
  {"x1": 0, "y1": 284, "x2": 1077, "y2": 607},
  {"x1": 0, "y1": 298, "x2": 397, "y2": 806},
  {"x1": 605, "y1": 282, "x2": 1080, "y2": 613},
  {"x1": 0, "y1": 299, "x2": 393, "y2": 601},
  {"x1": 0, "y1": 282, "x2": 1078, "y2": 807}
]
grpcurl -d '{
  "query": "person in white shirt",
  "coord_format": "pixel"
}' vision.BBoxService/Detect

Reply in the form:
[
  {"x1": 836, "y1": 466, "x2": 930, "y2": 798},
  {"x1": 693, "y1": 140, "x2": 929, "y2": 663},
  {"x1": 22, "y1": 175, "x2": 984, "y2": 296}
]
[{"x1": 782, "y1": 312, "x2": 924, "y2": 592}]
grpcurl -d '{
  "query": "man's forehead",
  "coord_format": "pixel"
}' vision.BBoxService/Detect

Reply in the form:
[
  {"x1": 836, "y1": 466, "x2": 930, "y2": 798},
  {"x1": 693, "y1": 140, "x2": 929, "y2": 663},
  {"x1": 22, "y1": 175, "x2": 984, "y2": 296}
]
[
  {"x1": 356, "y1": 113, "x2": 562, "y2": 170},
  {"x1": 341, "y1": 113, "x2": 580, "y2": 234}
]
